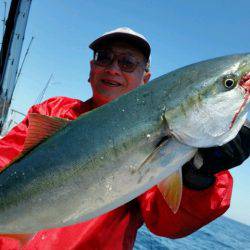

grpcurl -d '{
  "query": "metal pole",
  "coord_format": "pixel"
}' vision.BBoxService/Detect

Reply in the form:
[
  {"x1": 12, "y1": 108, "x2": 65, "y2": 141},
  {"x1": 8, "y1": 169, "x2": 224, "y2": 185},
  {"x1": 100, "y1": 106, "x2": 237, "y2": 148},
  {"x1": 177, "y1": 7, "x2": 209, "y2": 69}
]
[
  {"x1": 0, "y1": 0, "x2": 32, "y2": 134},
  {"x1": 1, "y1": 1, "x2": 7, "y2": 46}
]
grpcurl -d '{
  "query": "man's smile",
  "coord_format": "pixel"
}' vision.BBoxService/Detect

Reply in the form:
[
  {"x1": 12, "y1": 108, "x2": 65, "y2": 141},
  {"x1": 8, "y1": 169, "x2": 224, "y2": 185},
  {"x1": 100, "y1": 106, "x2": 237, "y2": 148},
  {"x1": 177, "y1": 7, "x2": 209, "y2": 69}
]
[{"x1": 101, "y1": 79, "x2": 123, "y2": 87}]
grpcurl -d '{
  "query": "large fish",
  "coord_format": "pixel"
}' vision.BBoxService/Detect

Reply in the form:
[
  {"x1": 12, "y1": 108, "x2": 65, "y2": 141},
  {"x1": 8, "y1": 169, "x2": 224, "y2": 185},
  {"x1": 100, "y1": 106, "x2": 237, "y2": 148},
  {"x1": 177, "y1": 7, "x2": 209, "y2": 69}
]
[{"x1": 0, "y1": 53, "x2": 249, "y2": 234}]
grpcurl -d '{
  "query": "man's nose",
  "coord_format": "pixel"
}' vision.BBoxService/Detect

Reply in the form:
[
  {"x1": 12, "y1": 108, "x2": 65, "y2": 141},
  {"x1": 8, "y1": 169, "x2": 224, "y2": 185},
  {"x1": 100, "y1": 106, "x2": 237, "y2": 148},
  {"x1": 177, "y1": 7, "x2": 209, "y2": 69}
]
[{"x1": 104, "y1": 60, "x2": 121, "y2": 75}]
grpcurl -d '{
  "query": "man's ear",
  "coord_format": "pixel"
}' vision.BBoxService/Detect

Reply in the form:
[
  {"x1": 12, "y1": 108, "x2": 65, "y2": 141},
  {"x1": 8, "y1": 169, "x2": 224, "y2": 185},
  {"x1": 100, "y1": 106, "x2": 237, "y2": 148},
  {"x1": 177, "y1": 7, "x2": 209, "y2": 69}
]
[
  {"x1": 90, "y1": 60, "x2": 94, "y2": 68},
  {"x1": 143, "y1": 71, "x2": 151, "y2": 84},
  {"x1": 88, "y1": 60, "x2": 94, "y2": 82}
]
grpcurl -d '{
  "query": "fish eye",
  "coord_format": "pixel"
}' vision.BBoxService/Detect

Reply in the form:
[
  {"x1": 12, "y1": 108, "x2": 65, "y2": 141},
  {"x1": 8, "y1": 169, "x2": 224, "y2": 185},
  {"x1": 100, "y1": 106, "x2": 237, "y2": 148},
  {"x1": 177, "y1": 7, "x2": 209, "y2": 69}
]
[{"x1": 223, "y1": 75, "x2": 237, "y2": 89}]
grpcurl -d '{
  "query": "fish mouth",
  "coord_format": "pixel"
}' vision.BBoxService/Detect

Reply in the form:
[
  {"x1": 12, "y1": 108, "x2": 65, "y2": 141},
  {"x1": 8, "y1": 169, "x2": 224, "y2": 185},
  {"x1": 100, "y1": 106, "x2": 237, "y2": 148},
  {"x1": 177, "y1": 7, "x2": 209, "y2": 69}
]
[
  {"x1": 239, "y1": 72, "x2": 250, "y2": 93},
  {"x1": 101, "y1": 79, "x2": 122, "y2": 87},
  {"x1": 230, "y1": 72, "x2": 250, "y2": 129}
]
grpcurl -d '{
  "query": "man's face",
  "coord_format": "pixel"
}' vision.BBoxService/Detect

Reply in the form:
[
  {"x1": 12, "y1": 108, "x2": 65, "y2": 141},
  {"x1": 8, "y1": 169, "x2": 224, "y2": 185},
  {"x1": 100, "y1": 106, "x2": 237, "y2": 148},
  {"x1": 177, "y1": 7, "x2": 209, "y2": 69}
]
[{"x1": 89, "y1": 42, "x2": 151, "y2": 106}]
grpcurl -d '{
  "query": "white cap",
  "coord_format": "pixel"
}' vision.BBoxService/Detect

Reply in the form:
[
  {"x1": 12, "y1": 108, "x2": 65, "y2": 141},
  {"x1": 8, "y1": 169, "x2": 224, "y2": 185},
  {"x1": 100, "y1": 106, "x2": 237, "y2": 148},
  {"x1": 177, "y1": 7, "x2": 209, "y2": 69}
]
[{"x1": 89, "y1": 27, "x2": 151, "y2": 61}]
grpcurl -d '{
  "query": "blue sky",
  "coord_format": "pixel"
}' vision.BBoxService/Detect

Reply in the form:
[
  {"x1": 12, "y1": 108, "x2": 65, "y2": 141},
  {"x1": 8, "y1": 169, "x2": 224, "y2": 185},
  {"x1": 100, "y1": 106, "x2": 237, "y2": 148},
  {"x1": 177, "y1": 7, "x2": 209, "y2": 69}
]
[{"x1": 1, "y1": 1, "x2": 250, "y2": 225}]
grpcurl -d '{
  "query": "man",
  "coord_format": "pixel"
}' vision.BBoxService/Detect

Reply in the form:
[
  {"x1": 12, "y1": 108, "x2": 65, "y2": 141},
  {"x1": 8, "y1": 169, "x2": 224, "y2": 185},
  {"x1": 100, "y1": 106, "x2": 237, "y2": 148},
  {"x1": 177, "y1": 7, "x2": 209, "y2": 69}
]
[{"x1": 0, "y1": 27, "x2": 249, "y2": 250}]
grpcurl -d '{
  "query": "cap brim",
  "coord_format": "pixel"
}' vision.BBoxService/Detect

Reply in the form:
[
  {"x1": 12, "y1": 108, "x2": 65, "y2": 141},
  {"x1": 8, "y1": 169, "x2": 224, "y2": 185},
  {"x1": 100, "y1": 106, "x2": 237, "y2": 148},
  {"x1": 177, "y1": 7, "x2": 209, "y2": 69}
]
[{"x1": 89, "y1": 32, "x2": 151, "y2": 60}]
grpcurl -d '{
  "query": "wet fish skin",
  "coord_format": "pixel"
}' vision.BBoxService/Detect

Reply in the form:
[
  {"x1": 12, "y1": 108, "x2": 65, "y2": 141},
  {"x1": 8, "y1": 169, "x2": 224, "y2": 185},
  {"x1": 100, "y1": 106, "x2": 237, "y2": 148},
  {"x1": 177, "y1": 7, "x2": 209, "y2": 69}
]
[{"x1": 0, "y1": 53, "x2": 249, "y2": 233}]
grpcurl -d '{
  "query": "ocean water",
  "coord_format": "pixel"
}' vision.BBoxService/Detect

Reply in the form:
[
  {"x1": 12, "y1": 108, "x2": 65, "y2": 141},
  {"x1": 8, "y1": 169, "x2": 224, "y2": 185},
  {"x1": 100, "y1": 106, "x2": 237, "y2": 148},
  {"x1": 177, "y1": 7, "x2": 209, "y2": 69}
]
[{"x1": 134, "y1": 216, "x2": 250, "y2": 250}]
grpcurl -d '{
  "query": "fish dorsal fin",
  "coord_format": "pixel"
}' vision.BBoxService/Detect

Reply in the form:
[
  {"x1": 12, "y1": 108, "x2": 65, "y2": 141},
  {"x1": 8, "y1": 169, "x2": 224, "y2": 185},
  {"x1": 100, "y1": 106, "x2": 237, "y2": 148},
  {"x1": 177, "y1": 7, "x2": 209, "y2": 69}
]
[
  {"x1": 23, "y1": 113, "x2": 69, "y2": 153},
  {"x1": 0, "y1": 233, "x2": 33, "y2": 246},
  {"x1": 157, "y1": 168, "x2": 183, "y2": 214},
  {"x1": 0, "y1": 114, "x2": 69, "y2": 173}
]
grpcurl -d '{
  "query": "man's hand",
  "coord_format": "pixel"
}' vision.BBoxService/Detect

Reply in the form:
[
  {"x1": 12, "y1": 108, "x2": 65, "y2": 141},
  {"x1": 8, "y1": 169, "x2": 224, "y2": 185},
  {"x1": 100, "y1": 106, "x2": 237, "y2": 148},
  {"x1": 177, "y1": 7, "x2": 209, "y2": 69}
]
[{"x1": 182, "y1": 123, "x2": 250, "y2": 190}]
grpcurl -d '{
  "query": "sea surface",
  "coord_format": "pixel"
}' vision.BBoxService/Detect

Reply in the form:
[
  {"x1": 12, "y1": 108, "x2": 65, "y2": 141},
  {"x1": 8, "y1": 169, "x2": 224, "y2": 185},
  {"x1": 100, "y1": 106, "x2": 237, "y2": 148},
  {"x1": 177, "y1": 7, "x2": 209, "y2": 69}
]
[{"x1": 134, "y1": 216, "x2": 250, "y2": 250}]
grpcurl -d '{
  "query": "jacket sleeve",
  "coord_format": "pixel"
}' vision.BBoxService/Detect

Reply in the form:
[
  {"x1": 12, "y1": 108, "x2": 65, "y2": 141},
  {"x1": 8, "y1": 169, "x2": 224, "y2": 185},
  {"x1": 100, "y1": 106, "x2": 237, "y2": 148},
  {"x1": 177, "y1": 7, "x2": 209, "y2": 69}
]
[
  {"x1": 137, "y1": 170, "x2": 232, "y2": 238},
  {"x1": 0, "y1": 101, "x2": 49, "y2": 170},
  {"x1": 0, "y1": 97, "x2": 87, "y2": 249},
  {"x1": 0, "y1": 97, "x2": 84, "y2": 171},
  {"x1": 0, "y1": 114, "x2": 29, "y2": 171}
]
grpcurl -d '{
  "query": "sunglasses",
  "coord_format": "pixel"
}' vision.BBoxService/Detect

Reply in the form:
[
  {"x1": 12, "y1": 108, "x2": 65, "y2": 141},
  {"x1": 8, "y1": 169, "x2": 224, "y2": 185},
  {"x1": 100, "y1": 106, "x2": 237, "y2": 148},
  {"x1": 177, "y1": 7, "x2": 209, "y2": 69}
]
[{"x1": 93, "y1": 49, "x2": 146, "y2": 73}]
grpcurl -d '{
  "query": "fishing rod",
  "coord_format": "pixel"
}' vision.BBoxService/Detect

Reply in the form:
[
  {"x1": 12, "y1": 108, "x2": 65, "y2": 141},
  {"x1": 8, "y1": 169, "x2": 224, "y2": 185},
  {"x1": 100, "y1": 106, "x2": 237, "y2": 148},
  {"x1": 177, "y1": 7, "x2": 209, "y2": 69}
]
[
  {"x1": 35, "y1": 73, "x2": 54, "y2": 104},
  {"x1": 16, "y1": 36, "x2": 34, "y2": 82}
]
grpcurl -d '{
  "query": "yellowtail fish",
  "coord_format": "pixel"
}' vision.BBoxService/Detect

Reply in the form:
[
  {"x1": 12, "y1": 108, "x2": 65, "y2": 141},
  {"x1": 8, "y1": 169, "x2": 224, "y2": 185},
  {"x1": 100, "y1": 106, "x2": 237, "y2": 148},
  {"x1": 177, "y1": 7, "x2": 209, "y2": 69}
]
[{"x1": 0, "y1": 53, "x2": 249, "y2": 233}]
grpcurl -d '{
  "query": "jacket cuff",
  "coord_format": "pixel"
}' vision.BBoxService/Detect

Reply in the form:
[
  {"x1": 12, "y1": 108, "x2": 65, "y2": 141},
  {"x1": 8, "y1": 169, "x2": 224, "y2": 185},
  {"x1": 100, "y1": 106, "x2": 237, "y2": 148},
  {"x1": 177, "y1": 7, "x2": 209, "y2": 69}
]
[{"x1": 182, "y1": 162, "x2": 215, "y2": 190}]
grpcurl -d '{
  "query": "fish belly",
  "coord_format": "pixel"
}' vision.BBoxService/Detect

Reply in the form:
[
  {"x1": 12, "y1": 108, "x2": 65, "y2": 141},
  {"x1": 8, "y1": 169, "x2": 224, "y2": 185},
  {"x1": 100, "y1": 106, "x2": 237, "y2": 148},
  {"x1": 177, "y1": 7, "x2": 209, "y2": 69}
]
[{"x1": 0, "y1": 137, "x2": 195, "y2": 233}]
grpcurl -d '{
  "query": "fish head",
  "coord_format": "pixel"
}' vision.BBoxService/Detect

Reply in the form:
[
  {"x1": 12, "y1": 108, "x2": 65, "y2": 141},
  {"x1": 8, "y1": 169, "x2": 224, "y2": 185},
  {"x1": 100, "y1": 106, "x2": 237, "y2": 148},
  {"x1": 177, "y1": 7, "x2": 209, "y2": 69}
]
[{"x1": 168, "y1": 53, "x2": 250, "y2": 147}]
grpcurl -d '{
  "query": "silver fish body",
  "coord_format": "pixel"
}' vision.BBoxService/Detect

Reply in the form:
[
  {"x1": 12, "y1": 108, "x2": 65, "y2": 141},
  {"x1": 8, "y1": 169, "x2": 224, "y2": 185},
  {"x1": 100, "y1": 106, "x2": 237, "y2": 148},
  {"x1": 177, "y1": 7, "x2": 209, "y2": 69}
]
[{"x1": 0, "y1": 53, "x2": 249, "y2": 233}]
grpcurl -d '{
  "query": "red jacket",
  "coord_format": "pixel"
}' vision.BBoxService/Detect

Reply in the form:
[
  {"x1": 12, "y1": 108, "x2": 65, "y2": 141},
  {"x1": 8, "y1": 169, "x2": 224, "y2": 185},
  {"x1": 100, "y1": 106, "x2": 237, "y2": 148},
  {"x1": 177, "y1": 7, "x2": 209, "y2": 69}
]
[{"x1": 0, "y1": 97, "x2": 233, "y2": 250}]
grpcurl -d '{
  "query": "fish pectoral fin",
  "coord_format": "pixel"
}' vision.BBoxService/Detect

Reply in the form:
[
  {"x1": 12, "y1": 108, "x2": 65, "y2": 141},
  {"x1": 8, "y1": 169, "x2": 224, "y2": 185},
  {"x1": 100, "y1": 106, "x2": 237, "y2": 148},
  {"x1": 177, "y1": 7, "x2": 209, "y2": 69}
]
[
  {"x1": 23, "y1": 113, "x2": 69, "y2": 153},
  {"x1": 0, "y1": 233, "x2": 33, "y2": 246},
  {"x1": 136, "y1": 138, "x2": 196, "y2": 213},
  {"x1": 157, "y1": 168, "x2": 183, "y2": 214}
]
